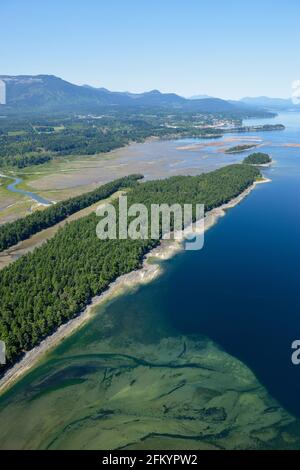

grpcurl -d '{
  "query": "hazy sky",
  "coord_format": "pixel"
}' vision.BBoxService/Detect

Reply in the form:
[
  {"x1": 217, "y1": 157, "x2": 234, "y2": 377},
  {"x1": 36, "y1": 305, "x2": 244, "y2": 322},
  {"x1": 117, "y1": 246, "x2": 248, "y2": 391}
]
[{"x1": 1, "y1": 0, "x2": 300, "y2": 99}]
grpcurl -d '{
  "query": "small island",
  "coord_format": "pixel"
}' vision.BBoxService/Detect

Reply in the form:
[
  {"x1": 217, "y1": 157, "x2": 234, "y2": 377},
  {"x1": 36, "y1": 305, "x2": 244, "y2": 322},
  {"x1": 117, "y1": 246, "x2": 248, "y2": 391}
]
[
  {"x1": 243, "y1": 152, "x2": 272, "y2": 166},
  {"x1": 225, "y1": 144, "x2": 257, "y2": 154}
]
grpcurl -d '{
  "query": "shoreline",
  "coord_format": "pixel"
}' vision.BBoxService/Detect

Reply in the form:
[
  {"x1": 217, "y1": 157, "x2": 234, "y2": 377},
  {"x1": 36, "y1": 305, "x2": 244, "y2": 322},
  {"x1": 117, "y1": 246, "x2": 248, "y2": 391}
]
[{"x1": 0, "y1": 177, "x2": 270, "y2": 395}]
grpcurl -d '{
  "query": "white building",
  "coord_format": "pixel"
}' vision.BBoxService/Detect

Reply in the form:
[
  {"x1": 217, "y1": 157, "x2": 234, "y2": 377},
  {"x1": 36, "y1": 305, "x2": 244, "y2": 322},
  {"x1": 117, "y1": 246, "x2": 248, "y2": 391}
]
[{"x1": 0, "y1": 80, "x2": 6, "y2": 105}]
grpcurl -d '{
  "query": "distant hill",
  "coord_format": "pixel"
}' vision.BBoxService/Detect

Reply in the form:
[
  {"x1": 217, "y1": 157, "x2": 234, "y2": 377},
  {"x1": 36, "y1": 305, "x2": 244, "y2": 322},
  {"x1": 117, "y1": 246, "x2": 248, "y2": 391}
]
[
  {"x1": 241, "y1": 96, "x2": 296, "y2": 110},
  {"x1": 0, "y1": 74, "x2": 275, "y2": 116}
]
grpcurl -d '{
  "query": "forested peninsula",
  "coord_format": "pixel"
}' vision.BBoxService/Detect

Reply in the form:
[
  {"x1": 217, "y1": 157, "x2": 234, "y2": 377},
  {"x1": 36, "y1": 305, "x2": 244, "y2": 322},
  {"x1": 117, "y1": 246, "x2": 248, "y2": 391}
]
[
  {"x1": 0, "y1": 164, "x2": 261, "y2": 371},
  {"x1": 243, "y1": 152, "x2": 272, "y2": 165}
]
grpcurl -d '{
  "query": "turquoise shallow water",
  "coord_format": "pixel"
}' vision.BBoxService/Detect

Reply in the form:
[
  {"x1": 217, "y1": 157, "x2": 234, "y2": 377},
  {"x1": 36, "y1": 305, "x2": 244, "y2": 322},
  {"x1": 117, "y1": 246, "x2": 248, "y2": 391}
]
[{"x1": 0, "y1": 112, "x2": 300, "y2": 449}]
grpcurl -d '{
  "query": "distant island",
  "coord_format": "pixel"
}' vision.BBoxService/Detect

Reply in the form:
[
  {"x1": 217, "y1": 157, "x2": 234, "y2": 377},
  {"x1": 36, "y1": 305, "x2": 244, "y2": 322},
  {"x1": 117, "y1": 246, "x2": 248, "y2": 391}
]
[
  {"x1": 243, "y1": 152, "x2": 272, "y2": 166},
  {"x1": 225, "y1": 144, "x2": 258, "y2": 154}
]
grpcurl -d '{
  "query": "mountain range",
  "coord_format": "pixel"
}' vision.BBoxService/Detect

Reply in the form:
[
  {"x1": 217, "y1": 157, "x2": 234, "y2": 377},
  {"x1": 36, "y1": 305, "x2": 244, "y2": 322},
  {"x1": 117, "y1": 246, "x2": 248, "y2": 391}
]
[{"x1": 0, "y1": 75, "x2": 277, "y2": 116}]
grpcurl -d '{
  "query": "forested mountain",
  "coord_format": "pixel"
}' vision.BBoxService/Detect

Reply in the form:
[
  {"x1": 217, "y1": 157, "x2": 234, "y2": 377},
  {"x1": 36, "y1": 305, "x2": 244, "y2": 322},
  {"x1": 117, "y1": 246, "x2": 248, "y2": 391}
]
[{"x1": 0, "y1": 75, "x2": 273, "y2": 116}]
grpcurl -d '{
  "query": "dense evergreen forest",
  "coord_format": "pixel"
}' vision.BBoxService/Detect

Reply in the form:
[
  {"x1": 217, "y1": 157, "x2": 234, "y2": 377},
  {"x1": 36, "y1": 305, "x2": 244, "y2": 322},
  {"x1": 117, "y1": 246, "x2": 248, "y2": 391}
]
[
  {"x1": 0, "y1": 164, "x2": 260, "y2": 369},
  {"x1": 243, "y1": 152, "x2": 272, "y2": 165},
  {"x1": 0, "y1": 175, "x2": 142, "y2": 252}
]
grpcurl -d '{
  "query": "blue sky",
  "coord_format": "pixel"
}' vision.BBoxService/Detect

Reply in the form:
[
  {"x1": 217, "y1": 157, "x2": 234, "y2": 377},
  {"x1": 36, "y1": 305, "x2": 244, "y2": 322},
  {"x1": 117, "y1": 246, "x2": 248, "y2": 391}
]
[{"x1": 1, "y1": 0, "x2": 300, "y2": 99}]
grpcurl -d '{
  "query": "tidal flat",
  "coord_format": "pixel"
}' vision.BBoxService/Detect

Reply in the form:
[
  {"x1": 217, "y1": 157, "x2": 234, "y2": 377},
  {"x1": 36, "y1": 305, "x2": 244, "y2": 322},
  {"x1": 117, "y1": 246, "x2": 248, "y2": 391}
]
[
  {"x1": 0, "y1": 315, "x2": 299, "y2": 450},
  {"x1": 0, "y1": 178, "x2": 267, "y2": 393}
]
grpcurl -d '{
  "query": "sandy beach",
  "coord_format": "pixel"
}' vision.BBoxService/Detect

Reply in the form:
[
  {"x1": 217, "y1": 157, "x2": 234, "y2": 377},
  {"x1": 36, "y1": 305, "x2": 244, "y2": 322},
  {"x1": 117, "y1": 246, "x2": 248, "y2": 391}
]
[
  {"x1": 176, "y1": 137, "x2": 263, "y2": 151},
  {"x1": 0, "y1": 177, "x2": 270, "y2": 395}
]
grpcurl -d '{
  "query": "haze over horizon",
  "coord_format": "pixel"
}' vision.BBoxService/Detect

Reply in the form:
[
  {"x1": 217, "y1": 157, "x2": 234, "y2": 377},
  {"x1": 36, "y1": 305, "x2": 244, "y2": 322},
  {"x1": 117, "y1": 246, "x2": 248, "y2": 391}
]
[{"x1": 1, "y1": 0, "x2": 300, "y2": 100}]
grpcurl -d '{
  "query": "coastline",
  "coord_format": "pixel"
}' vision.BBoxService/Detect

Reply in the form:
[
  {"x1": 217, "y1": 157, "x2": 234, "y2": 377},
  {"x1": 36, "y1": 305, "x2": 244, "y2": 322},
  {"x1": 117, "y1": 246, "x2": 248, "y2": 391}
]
[
  {"x1": 0, "y1": 176, "x2": 270, "y2": 395},
  {"x1": 253, "y1": 162, "x2": 273, "y2": 167}
]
